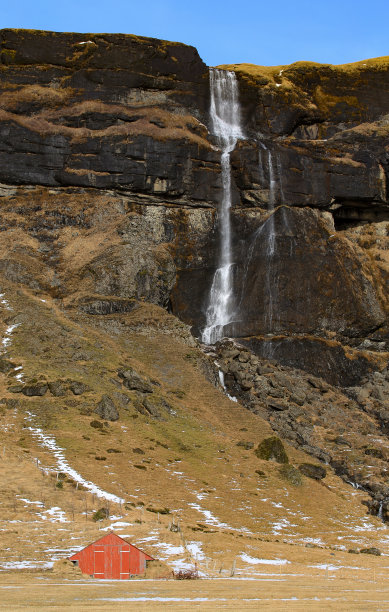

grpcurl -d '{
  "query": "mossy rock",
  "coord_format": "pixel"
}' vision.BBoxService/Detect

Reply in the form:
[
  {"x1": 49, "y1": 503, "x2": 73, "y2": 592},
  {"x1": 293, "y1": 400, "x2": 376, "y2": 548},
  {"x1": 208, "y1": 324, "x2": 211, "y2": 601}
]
[
  {"x1": 22, "y1": 382, "x2": 48, "y2": 396},
  {"x1": 255, "y1": 436, "x2": 289, "y2": 464},
  {"x1": 298, "y1": 463, "x2": 327, "y2": 480},
  {"x1": 255, "y1": 469, "x2": 267, "y2": 477},
  {"x1": 0, "y1": 358, "x2": 15, "y2": 373},
  {"x1": 360, "y1": 547, "x2": 381, "y2": 556},
  {"x1": 364, "y1": 447, "x2": 385, "y2": 459},
  {"x1": 94, "y1": 395, "x2": 119, "y2": 421},
  {"x1": 90, "y1": 419, "x2": 104, "y2": 430},
  {"x1": 279, "y1": 464, "x2": 303, "y2": 486}
]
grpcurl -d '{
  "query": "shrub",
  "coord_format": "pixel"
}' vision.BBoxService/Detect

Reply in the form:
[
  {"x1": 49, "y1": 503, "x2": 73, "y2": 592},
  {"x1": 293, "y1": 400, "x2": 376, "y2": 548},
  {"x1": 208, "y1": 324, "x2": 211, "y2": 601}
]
[{"x1": 92, "y1": 507, "x2": 109, "y2": 522}]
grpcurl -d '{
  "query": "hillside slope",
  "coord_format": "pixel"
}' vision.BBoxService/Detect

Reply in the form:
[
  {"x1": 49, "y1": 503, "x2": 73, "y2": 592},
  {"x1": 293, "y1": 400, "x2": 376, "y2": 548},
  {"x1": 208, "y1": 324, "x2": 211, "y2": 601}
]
[{"x1": 0, "y1": 29, "x2": 388, "y2": 574}]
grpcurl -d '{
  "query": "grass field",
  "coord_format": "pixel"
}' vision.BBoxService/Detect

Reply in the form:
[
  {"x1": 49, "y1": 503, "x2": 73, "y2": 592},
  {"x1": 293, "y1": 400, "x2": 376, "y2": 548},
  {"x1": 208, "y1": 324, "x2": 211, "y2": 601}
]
[{"x1": 0, "y1": 572, "x2": 388, "y2": 611}]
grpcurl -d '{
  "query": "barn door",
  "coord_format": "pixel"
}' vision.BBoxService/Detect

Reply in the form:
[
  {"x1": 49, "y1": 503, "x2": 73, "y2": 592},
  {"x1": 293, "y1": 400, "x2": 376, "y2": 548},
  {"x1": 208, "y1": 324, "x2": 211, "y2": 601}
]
[
  {"x1": 94, "y1": 548, "x2": 105, "y2": 578},
  {"x1": 104, "y1": 545, "x2": 121, "y2": 579},
  {"x1": 120, "y1": 546, "x2": 130, "y2": 579}
]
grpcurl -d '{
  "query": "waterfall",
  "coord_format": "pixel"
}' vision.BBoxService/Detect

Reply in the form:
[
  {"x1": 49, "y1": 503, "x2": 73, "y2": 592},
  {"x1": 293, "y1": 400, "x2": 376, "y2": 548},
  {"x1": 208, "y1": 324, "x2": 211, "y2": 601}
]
[
  {"x1": 265, "y1": 150, "x2": 277, "y2": 331},
  {"x1": 202, "y1": 69, "x2": 243, "y2": 344}
]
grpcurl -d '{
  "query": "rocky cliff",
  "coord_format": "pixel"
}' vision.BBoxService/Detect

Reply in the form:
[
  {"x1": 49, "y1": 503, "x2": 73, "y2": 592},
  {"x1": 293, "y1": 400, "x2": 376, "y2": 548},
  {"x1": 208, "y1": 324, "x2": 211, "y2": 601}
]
[{"x1": 0, "y1": 28, "x2": 389, "y2": 559}]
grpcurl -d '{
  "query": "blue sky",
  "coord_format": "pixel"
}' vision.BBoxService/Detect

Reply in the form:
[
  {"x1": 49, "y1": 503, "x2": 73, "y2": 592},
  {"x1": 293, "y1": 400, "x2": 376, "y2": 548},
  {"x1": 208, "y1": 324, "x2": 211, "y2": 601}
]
[{"x1": 2, "y1": 0, "x2": 389, "y2": 67}]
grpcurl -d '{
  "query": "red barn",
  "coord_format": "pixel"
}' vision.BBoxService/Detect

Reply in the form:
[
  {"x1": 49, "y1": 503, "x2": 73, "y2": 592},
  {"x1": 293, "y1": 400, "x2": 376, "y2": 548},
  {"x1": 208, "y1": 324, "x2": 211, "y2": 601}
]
[{"x1": 69, "y1": 532, "x2": 154, "y2": 579}]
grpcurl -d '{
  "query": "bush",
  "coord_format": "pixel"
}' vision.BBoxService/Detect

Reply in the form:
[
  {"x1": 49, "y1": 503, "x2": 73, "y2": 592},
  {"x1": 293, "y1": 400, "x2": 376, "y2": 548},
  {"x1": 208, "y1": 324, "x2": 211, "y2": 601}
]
[{"x1": 92, "y1": 507, "x2": 109, "y2": 522}]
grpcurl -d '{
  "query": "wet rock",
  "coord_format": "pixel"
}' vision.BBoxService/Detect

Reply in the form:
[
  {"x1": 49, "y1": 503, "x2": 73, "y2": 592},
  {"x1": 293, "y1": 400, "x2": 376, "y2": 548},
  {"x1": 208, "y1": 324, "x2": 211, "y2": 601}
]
[{"x1": 94, "y1": 395, "x2": 119, "y2": 421}]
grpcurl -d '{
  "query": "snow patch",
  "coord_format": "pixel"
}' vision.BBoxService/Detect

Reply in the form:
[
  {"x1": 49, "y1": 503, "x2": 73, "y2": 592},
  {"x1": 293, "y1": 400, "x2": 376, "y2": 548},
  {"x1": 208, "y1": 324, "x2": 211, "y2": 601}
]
[
  {"x1": 240, "y1": 553, "x2": 290, "y2": 566},
  {"x1": 25, "y1": 411, "x2": 125, "y2": 504}
]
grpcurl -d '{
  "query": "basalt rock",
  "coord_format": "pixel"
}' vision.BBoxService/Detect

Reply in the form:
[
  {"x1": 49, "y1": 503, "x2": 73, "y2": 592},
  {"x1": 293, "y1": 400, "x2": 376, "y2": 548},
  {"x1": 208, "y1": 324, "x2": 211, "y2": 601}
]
[{"x1": 94, "y1": 395, "x2": 119, "y2": 421}]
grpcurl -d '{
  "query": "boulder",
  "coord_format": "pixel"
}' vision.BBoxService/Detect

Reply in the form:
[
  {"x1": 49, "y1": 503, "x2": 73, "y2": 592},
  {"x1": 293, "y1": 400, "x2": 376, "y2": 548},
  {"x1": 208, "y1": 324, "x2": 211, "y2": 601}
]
[
  {"x1": 278, "y1": 465, "x2": 303, "y2": 486},
  {"x1": 360, "y1": 547, "x2": 381, "y2": 556},
  {"x1": 69, "y1": 381, "x2": 89, "y2": 395},
  {"x1": 118, "y1": 368, "x2": 153, "y2": 393},
  {"x1": 254, "y1": 436, "x2": 289, "y2": 464},
  {"x1": 0, "y1": 358, "x2": 14, "y2": 373},
  {"x1": 22, "y1": 381, "x2": 48, "y2": 396},
  {"x1": 298, "y1": 463, "x2": 327, "y2": 480},
  {"x1": 48, "y1": 380, "x2": 67, "y2": 397},
  {"x1": 94, "y1": 395, "x2": 119, "y2": 421}
]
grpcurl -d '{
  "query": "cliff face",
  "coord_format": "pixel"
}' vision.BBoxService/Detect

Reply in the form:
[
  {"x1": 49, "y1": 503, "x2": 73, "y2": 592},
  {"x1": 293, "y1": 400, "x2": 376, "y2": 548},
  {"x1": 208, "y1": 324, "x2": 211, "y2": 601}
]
[
  {"x1": 1, "y1": 31, "x2": 387, "y2": 371},
  {"x1": 1, "y1": 30, "x2": 389, "y2": 523}
]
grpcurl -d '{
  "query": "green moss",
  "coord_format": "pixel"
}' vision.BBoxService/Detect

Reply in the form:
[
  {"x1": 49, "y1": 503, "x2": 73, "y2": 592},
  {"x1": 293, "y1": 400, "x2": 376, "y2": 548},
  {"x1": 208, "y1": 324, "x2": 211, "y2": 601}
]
[
  {"x1": 0, "y1": 49, "x2": 17, "y2": 64},
  {"x1": 279, "y1": 465, "x2": 303, "y2": 486},
  {"x1": 254, "y1": 436, "x2": 289, "y2": 464}
]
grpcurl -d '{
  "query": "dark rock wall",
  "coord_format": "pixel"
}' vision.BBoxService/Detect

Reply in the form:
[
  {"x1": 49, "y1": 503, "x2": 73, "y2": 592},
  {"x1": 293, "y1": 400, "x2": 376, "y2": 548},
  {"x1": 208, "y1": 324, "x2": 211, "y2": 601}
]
[{"x1": 0, "y1": 29, "x2": 388, "y2": 384}]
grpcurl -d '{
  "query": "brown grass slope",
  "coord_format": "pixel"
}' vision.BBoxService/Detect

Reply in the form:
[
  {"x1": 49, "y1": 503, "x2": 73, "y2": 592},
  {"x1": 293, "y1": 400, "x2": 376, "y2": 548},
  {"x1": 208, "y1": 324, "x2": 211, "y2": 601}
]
[{"x1": 0, "y1": 278, "x2": 388, "y2": 578}]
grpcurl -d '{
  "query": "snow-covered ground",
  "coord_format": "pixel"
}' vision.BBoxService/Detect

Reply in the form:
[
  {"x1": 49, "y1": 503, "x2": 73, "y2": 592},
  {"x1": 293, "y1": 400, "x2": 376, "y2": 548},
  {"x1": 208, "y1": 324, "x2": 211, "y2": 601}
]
[{"x1": 240, "y1": 553, "x2": 290, "y2": 566}]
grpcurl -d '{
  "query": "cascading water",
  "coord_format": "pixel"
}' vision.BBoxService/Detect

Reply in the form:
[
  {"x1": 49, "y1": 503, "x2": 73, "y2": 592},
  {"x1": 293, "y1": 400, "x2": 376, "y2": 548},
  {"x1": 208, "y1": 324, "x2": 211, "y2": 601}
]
[
  {"x1": 265, "y1": 150, "x2": 277, "y2": 330},
  {"x1": 202, "y1": 69, "x2": 244, "y2": 344}
]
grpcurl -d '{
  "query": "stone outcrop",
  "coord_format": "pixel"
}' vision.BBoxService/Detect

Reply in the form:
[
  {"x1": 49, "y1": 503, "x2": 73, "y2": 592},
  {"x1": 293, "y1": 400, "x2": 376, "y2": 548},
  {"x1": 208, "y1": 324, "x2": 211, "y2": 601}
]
[{"x1": 214, "y1": 338, "x2": 389, "y2": 520}]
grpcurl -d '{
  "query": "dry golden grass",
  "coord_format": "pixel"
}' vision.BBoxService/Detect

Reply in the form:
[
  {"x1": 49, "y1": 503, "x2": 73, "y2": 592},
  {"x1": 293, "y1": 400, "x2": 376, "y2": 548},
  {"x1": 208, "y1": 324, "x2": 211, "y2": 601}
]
[
  {"x1": 0, "y1": 572, "x2": 388, "y2": 611},
  {"x1": 0, "y1": 188, "x2": 388, "y2": 606},
  {"x1": 0, "y1": 100, "x2": 210, "y2": 147},
  {"x1": 1, "y1": 280, "x2": 388, "y2": 583}
]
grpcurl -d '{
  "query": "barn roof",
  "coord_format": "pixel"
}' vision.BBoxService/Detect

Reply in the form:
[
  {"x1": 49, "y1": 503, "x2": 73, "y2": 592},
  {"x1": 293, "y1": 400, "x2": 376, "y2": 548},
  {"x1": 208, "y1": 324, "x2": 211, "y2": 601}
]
[{"x1": 69, "y1": 531, "x2": 154, "y2": 561}]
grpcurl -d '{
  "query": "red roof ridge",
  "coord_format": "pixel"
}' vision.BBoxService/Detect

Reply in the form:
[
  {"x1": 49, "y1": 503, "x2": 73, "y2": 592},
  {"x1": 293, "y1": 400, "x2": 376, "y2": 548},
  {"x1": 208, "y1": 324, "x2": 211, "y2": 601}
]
[{"x1": 69, "y1": 531, "x2": 154, "y2": 561}]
